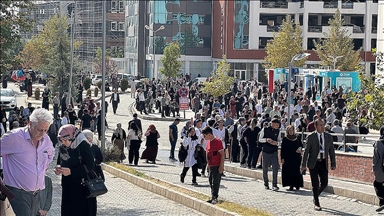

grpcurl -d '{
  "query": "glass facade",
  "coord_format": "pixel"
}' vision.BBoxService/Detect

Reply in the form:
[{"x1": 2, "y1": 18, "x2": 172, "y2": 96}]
[{"x1": 233, "y1": 0, "x2": 250, "y2": 49}]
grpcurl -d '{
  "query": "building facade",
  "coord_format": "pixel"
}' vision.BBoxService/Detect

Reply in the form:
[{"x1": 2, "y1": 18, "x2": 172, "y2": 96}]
[{"x1": 125, "y1": 0, "x2": 213, "y2": 79}]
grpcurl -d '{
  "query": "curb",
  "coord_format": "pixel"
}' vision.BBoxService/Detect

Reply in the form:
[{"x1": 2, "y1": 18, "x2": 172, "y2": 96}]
[
  {"x1": 101, "y1": 163, "x2": 238, "y2": 216},
  {"x1": 224, "y1": 164, "x2": 379, "y2": 206}
]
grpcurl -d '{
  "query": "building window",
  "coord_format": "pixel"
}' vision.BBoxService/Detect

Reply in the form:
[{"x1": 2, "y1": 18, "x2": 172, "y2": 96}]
[
  {"x1": 39, "y1": 9, "x2": 44, "y2": 14},
  {"x1": 111, "y1": 22, "x2": 117, "y2": 31},
  {"x1": 119, "y1": 1, "x2": 124, "y2": 13},
  {"x1": 118, "y1": 22, "x2": 124, "y2": 31},
  {"x1": 111, "y1": 1, "x2": 117, "y2": 13}
]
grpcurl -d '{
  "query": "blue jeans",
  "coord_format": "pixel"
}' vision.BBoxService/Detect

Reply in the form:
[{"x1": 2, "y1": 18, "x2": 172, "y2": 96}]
[{"x1": 170, "y1": 140, "x2": 177, "y2": 159}]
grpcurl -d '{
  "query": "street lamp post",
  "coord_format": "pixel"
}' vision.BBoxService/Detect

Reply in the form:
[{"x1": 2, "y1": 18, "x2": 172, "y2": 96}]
[
  {"x1": 69, "y1": 10, "x2": 75, "y2": 105},
  {"x1": 145, "y1": 25, "x2": 165, "y2": 79},
  {"x1": 287, "y1": 53, "x2": 311, "y2": 126},
  {"x1": 328, "y1": 55, "x2": 344, "y2": 70}
]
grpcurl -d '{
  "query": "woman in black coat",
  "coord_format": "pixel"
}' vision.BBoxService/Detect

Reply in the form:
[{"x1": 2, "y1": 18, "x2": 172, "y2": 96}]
[
  {"x1": 55, "y1": 125, "x2": 96, "y2": 216},
  {"x1": 280, "y1": 125, "x2": 304, "y2": 191}
]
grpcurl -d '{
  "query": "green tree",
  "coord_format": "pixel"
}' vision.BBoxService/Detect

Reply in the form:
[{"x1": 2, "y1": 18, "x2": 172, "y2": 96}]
[
  {"x1": 313, "y1": 9, "x2": 361, "y2": 71},
  {"x1": 93, "y1": 47, "x2": 118, "y2": 77},
  {"x1": 202, "y1": 55, "x2": 235, "y2": 98},
  {"x1": 155, "y1": 36, "x2": 166, "y2": 55},
  {"x1": 263, "y1": 15, "x2": 305, "y2": 69},
  {"x1": 41, "y1": 15, "x2": 79, "y2": 97},
  {"x1": 159, "y1": 42, "x2": 182, "y2": 78},
  {"x1": 0, "y1": 0, "x2": 34, "y2": 75}
]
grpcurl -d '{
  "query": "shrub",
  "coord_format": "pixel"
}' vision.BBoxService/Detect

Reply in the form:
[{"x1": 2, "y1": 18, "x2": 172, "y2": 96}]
[
  {"x1": 120, "y1": 78, "x2": 129, "y2": 92},
  {"x1": 97, "y1": 81, "x2": 102, "y2": 91},
  {"x1": 86, "y1": 89, "x2": 92, "y2": 97},
  {"x1": 101, "y1": 147, "x2": 121, "y2": 163},
  {"x1": 94, "y1": 87, "x2": 99, "y2": 97},
  {"x1": 83, "y1": 77, "x2": 92, "y2": 90},
  {"x1": 34, "y1": 88, "x2": 40, "y2": 100}
]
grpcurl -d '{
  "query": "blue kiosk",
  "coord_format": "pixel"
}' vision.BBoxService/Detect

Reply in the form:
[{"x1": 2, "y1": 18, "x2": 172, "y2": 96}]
[{"x1": 318, "y1": 71, "x2": 361, "y2": 93}]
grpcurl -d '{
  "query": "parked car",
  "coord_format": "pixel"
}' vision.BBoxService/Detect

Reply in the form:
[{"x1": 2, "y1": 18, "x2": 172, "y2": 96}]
[
  {"x1": 92, "y1": 75, "x2": 103, "y2": 85},
  {"x1": 192, "y1": 77, "x2": 208, "y2": 85},
  {"x1": 117, "y1": 73, "x2": 135, "y2": 81},
  {"x1": 0, "y1": 89, "x2": 17, "y2": 110}
]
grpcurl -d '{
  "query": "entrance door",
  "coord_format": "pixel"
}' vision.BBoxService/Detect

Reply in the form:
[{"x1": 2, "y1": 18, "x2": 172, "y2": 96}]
[{"x1": 235, "y1": 70, "x2": 246, "y2": 80}]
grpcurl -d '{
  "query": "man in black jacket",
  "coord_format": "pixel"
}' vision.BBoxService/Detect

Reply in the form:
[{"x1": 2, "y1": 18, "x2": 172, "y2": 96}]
[
  {"x1": 258, "y1": 118, "x2": 281, "y2": 191},
  {"x1": 110, "y1": 89, "x2": 120, "y2": 114}
]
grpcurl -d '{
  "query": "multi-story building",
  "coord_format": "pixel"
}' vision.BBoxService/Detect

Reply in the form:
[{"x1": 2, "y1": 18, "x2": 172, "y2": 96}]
[
  {"x1": 125, "y1": 0, "x2": 213, "y2": 79},
  {"x1": 20, "y1": 1, "x2": 60, "y2": 40},
  {"x1": 212, "y1": 0, "x2": 379, "y2": 81},
  {"x1": 125, "y1": 0, "x2": 378, "y2": 80},
  {"x1": 21, "y1": 1, "x2": 126, "y2": 73}
]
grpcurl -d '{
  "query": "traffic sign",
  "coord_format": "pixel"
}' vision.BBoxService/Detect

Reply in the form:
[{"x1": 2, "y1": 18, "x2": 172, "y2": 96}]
[
  {"x1": 179, "y1": 97, "x2": 189, "y2": 110},
  {"x1": 179, "y1": 87, "x2": 188, "y2": 98}
]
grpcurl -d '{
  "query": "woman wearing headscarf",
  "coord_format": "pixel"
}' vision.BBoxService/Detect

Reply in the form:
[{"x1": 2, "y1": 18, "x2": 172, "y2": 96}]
[
  {"x1": 127, "y1": 122, "x2": 142, "y2": 165},
  {"x1": 280, "y1": 125, "x2": 304, "y2": 191},
  {"x1": 55, "y1": 124, "x2": 96, "y2": 216},
  {"x1": 111, "y1": 123, "x2": 127, "y2": 163},
  {"x1": 180, "y1": 127, "x2": 200, "y2": 186},
  {"x1": 141, "y1": 124, "x2": 160, "y2": 164},
  {"x1": 82, "y1": 129, "x2": 104, "y2": 180}
]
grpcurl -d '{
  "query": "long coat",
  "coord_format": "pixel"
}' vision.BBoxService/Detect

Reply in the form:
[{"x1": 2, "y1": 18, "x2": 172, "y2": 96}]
[{"x1": 57, "y1": 141, "x2": 96, "y2": 216}]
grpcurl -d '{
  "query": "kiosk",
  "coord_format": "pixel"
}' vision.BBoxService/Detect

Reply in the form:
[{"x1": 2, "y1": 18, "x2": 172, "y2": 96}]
[{"x1": 318, "y1": 71, "x2": 361, "y2": 93}]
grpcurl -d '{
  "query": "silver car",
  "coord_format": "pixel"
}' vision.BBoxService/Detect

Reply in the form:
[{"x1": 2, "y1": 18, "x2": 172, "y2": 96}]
[{"x1": 0, "y1": 89, "x2": 17, "y2": 110}]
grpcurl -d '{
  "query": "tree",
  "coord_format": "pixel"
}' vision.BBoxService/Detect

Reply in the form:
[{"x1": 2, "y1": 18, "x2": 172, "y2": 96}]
[
  {"x1": 41, "y1": 15, "x2": 79, "y2": 97},
  {"x1": 347, "y1": 69, "x2": 384, "y2": 130},
  {"x1": 202, "y1": 55, "x2": 235, "y2": 98},
  {"x1": 313, "y1": 9, "x2": 361, "y2": 71},
  {"x1": 93, "y1": 47, "x2": 118, "y2": 77},
  {"x1": 0, "y1": 0, "x2": 34, "y2": 75},
  {"x1": 155, "y1": 36, "x2": 166, "y2": 55},
  {"x1": 262, "y1": 15, "x2": 305, "y2": 69},
  {"x1": 159, "y1": 42, "x2": 182, "y2": 78}
]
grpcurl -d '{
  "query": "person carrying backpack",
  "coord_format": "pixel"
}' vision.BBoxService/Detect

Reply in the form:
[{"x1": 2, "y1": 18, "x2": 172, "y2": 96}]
[{"x1": 373, "y1": 126, "x2": 384, "y2": 212}]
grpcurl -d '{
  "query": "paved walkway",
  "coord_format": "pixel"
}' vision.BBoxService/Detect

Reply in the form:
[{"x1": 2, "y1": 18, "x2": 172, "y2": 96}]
[
  {"x1": 45, "y1": 156, "x2": 206, "y2": 216},
  {"x1": 122, "y1": 147, "x2": 377, "y2": 216}
]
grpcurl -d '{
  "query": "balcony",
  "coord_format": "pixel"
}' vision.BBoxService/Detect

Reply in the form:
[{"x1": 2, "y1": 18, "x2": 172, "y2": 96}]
[
  {"x1": 341, "y1": 2, "x2": 353, "y2": 9},
  {"x1": 260, "y1": 2, "x2": 288, "y2": 9},
  {"x1": 308, "y1": 26, "x2": 322, "y2": 33},
  {"x1": 372, "y1": 27, "x2": 377, "y2": 33},
  {"x1": 267, "y1": 26, "x2": 280, "y2": 32},
  {"x1": 323, "y1": 2, "x2": 338, "y2": 8}
]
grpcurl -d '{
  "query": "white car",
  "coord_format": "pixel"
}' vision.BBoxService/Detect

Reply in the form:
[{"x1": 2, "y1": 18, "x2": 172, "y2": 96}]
[
  {"x1": 92, "y1": 75, "x2": 103, "y2": 85},
  {"x1": 0, "y1": 89, "x2": 17, "y2": 110}
]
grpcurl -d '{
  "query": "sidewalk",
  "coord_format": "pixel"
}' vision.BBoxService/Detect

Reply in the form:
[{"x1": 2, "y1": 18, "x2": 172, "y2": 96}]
[{"x1": 121, "y1": 148, "x2": 377, "y2": 215}]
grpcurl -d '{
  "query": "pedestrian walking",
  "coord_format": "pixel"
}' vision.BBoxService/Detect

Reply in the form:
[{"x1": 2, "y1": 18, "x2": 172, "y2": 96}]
[
  {"x1": 127, "y1": 122, "x2": 142, "y2": 166},
  {"x1": 301, "y1": 118, "x2": 336, "y2": 211},
  {"x1": 0, "y1": 108, "x2": 55, "y2": 215},
  {"x1": 141, "y1": 124, "x2": 160, "y2": 164},
  {"x1": 258, "y1": 118, "x2": 281, "y2": 191},
  {"x1": 202, "y1": 126, "x2": 224, "y2": 205},
  {"x1": 281, "y1": 125, "x2": 304, "y2": 191},
  {"x1": 373, "y1": 126, "x2": 384, "y2": 212},
  {"x1": 180, "y1": 127, "x2": 200, "y2": 186},
  {"x1": 110, "y1": 89, "x2": 120, "y2": 115},
  {"x1": 52, "y1": 92, "x2": 60, "y2": 120},
  {"x1": 169, "y1": 118, "x2": 180, "y2": 161},
  {"x1": 111, "y1": 123, "x2": 127, "y2": 163}
]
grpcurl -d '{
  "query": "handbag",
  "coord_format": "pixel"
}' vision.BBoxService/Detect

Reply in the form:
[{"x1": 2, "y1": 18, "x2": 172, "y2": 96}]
[{"x1": 78, "y1": 148, "x2": 108, "y2": 198}]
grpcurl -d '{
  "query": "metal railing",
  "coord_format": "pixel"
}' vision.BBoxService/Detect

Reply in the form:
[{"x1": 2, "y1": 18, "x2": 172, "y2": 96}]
[
  {"x1": 260, "y1": 2, "x2": 288, "y2": 8},
  {"x1": 323, "y1": 2, "x2": 338, "y2": 8},
  {"x1": 267, "y1": 26, "x2": 280, "y2": 32},
  {"x1": 290, "y1": 130, "x2": 379, "y2": 153},
  {"x1": 308, "y1": 26, "x2": 322, "y2": 32},
  {"x1": 341, "y1": 2, "x2": 353, "y2": 9}
]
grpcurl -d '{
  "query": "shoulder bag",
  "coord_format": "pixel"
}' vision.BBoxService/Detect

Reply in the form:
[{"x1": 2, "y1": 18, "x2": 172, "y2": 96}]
[{"x1": 78, "y1": 148, "x2": 108, "y2": 198}]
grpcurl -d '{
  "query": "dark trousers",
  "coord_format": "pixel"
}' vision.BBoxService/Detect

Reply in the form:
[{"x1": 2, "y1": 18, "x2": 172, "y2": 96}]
[
  {"x1": 247, "y1": 145, "x2": 262, "y2": 168},
  {"x1": 53, "y1": 104, "x2": 59, "y2": 118},
  {"x1": 162, "y1": 106, "x2": 167, "y2": 117},
  {"x1": 374, "y1": 180, "x2": 384, "y2": 206},
  {"x1": 262, "y1": 151, "x2": 279, "y2": 186},
  {"x1": 112, "y1": 101, "x2": 118, "y2": 114},
  {"x1": 231, "y1": 139, "x2": 240, "y2": 162},
  {"x1": 139, "y1": 101, "x2": 146, "y2": 114},
  {"x1": 8, "y1": 186, "x2": 40, "y2": 216},
  {"x1": 309, "y1": 160, "x2": 328, "y2": 206},
  {"x1": 240, "y1": 140, "x2": 248, "y2": 165},
  {"x1": 208, "y1": 166, "x2": 222, "y2": 199},
  {"x1": 181, "y1": 164, "x2": 199, "y2": 183},
  {"x1": 169, "y1": 140, "x2": 177, "y2": 159},
  {"x1": 129, "y1": 141, "x2": 141, "y2": 165}
]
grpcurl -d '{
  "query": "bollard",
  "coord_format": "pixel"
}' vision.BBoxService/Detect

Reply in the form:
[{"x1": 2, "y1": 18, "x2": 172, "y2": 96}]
[{"x1": 343, "y1": 129, "x2": 347, "y2": 152}]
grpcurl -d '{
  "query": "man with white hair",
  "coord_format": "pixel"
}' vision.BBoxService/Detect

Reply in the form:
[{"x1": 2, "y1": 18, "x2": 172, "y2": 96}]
[{"x1": 0, "y1": 108, "x2": 55, "y2": 215}]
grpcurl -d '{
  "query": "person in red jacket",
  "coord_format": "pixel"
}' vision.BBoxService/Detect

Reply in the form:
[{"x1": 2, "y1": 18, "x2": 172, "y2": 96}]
[{"x1": 202, "y1": 126, "x2": 224, "y2": 205}]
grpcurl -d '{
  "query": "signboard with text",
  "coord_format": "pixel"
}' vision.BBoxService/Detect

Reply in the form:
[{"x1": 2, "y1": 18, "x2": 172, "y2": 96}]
[{"x1": 179, "y1": 97, "x2": 189, "y2": 110}]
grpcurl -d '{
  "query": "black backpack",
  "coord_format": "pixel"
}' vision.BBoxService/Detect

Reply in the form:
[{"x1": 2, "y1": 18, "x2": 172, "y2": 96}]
[{"x1": 178, "y1": 144, "x2": 189, "y2": 162}]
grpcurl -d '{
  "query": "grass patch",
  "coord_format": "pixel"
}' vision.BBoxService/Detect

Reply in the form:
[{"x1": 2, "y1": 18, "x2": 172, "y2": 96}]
[{"x1": 108, "y1": 163, "x2": 271, "y2": 216}]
